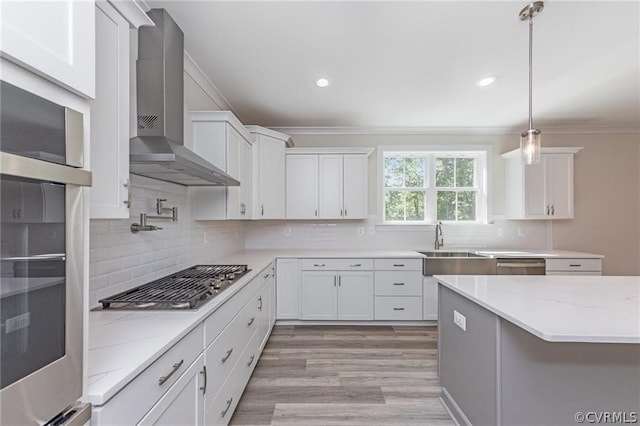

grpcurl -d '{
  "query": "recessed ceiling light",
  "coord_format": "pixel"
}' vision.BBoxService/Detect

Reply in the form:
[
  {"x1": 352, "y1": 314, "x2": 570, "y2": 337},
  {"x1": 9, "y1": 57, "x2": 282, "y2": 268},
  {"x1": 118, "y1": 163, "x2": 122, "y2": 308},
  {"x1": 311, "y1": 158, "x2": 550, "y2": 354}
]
[
  {"x1": 315, "y1": 78, "x2": 330, "y2": 88},
  {"x1": 476, "y1": 75, "x2": 497, "y2": 87}
]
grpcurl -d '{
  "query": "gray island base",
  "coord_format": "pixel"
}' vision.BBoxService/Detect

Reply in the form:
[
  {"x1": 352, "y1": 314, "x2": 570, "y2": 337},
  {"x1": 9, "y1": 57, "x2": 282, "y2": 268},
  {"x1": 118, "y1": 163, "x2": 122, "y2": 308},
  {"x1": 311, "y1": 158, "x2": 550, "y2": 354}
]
[{"x1": 438, "y1": 283, "x2": 640, "y2": 426}]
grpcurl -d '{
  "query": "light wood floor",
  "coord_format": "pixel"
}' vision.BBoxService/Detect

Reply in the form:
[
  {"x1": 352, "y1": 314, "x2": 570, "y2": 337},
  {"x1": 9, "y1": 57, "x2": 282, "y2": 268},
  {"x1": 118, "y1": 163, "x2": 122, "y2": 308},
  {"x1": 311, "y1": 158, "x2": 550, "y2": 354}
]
[{"x1": 230, "y1": 325, "x2": 454, "y2": 425}]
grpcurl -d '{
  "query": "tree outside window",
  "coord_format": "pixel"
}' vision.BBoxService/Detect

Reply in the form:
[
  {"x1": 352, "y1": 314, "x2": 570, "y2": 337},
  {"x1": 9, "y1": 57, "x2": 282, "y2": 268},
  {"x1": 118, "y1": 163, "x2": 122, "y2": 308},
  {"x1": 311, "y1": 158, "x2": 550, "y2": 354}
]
[
  {"x1": 383, "y1": 156, "x2": 427, "y2": 222},
  {"x1": 436, "y1": 157, "x2": 477, "y2": 221}
]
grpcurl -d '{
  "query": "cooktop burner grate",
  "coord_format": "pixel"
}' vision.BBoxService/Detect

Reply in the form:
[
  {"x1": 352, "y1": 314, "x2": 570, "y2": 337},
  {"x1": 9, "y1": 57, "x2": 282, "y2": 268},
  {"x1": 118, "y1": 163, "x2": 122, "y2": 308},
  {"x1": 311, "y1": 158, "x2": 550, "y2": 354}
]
[{"x1": 98, "y1": 264, "x2": 249, "y2": 309}]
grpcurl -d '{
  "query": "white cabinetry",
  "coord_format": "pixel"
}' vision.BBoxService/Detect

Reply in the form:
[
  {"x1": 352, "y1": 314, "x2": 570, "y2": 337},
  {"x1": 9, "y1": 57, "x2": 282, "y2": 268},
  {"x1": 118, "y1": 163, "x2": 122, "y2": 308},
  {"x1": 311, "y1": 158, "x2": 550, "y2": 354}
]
[
  {"x1": 545, "y1": 258, "x2": 602, "y2": 276},
  {"x1": 286, "y1": 149, "x2": 370, "y2": 219},
  {"x1": 90, "y1": 1, "x2": 145, "y2": 219},
  {"x1": 276, "y1": 258, "x2": 300, "y2": 320},
  {"x1": 299, "y1": 259, "x2": 374, "y2": 320},
  {"x1": 256, "y1": 264, "x2": 276, "y2": 353},
  {"x1": 0, "y1": 0, "x2": 95, "y2": 98},
  {"x1": 190, "y1": 112, "x2": 254, "y2": 220},
  {"x1": 502, "y1": 148, "x2": 582, "y2": 220},
  {"x1": 374, "y1": 259, "x2": 423, "y2": 320},
  {"x1": 246, "y1": 126, "x2": 290, "y2": 219},
  {"x1": 423, "y1": 277, "x2": 438, "y2": 320}
]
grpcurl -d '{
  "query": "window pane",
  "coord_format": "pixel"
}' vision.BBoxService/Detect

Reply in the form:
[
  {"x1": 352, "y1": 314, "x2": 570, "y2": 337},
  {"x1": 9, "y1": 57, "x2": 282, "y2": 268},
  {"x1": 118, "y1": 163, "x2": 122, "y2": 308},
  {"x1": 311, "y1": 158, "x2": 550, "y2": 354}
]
[
  {"x1": 405, "y1": 191, "x2": 425, "y2": 221},
  {"x1": 436, "y1": 158, "x2": 454, "y2": 187},
  {"x1": 437, "y1": 191, "x2": 456, "y2": 220},
  {"x1": 457, "y1": 191, "x2": 476, "y2": 221},
  {"x1": 384, "y1": 190, "x2": 405, "y2": 221},
  {"x1": 456, "y1": 158, "x2": 475, "y2": 187},
  {"x1": 384, "y1": 157, "x2": 404, "y2": 187},
  {"x1": 404, "y1": 157, "x2": 425, "y2": 188}
]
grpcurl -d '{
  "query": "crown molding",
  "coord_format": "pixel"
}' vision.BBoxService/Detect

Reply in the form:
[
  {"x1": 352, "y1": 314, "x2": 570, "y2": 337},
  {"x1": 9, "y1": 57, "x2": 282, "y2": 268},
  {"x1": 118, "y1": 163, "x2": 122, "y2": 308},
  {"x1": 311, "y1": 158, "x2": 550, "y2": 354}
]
[
  {"x1": 270, "y1": 126, "x2": 640, "y2": 136},
  {"x1": 183, "y1": 51, "x2": 240, "y2": 117}
]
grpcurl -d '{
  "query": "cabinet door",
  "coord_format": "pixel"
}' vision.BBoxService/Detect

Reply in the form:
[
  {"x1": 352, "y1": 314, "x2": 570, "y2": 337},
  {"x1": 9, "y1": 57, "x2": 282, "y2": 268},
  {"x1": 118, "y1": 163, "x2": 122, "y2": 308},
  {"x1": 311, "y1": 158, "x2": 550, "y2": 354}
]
[
  {"x1": 238, "y1": 140, "x2": 252, "y2": 218},
  {"x1": 90, "y1": 2, "x2": 131, "y2": 219},
  {"x1": 226, "y1": 126, "x2": 242, "y2": 219},
  {"x1": 318, "y1": 155, "x2": 344, "y2": 219},
  {"x1": 257, "y1": 270, "x2": 274, "y2": 353},
  {"x1": 286, "y1": 155, "x2": 318, "y2": 219},
  {"x1": 138, "y1": 355, "x2": 205, "y2": 426},
  {"x1": 546, "y1": 154, "x2": 573, "y2": 219},
  {"x1": 423, "y1": 277, "x2": 438, "y2": 320},
  {"x1": 300, "y1": 271, "x2": 337, "y2": 320},
  {"x1": 337, "y1": 271, "x2": 373, "y2": 320},
  {"x1": 343, "y1": 155, "x2": 368, "y2": 219},
  {"x1": 276, "y1": 259, "x2": 299, "y2": 320},
  {"x1": 524, "y1": 160, "x2": 548, "y2": 218},
  {"x1": 0, "y1": 0, "x2": 95, "y2": 98},
  {"x1": 258, "y1": 136, "x2": 285, "y2": 218}
]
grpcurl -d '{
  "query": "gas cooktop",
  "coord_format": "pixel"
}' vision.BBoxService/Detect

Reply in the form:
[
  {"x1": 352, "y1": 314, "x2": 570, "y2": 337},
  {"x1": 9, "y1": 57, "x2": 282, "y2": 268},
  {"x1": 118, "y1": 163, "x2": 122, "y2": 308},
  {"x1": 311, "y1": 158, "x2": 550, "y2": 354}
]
[{"x1": 98, "y1": 265, "x2": 250, "y2": 310}]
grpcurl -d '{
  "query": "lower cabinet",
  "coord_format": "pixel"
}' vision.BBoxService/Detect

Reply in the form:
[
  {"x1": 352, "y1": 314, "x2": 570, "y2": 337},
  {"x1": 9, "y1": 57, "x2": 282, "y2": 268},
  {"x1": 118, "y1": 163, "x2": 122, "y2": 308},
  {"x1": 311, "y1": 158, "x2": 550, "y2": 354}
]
[
  {"x1": 300, "y1": 270, "x2": 374, "y2": 320},
  {"x1": 374, "y1": 259, "x2": 423, "y2": 320},
  {"x1": 423, "y1": 277, "x2": 438, "y2": 320},
  {"x1": 545, "y1": 258, "x2": 602, "y2": 275},
  {"x1": 92, "y1": 263, "x2": 277, "y2": 426},
  {"x1": 275, "y1": 258, "x2": 299, "y2": 320}
]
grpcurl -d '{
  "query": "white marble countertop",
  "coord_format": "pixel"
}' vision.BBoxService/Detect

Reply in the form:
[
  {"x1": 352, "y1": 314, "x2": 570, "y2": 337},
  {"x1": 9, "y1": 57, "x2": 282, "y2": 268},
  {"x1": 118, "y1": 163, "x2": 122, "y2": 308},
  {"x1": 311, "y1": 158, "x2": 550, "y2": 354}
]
[
  {"x1": 86, "y1": 249, "x2": 423, "y2": 406},
  {"x1": 435, "y1": 275, "x2": 640, "y2": 344},
  {"x1": 471, "y1": 249, "x2": 604, "y2": 258}
]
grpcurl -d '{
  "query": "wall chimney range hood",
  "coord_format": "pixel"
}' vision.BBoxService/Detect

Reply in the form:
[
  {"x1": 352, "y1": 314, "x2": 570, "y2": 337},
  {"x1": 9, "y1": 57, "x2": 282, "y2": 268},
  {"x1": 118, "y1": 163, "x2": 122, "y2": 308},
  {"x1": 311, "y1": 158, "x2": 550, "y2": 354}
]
[{"x1": 130, "y1": 9, "x2": 239, "y2": 186}]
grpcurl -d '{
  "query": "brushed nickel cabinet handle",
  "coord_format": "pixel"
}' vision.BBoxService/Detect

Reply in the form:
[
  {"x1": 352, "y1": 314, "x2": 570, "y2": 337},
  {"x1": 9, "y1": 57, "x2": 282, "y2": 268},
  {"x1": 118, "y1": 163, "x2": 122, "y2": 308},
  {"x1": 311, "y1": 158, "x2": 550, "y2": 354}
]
[
  {"x1": 334, "y1": 276, "x2": 337, "y2": 287},
  {"x1": 393, "y1": 264, "x2": 405, "y2": 267},
  {"x1": 158, "y1": 359, "x2": 183, "y2": 385},
  {"x1": 200, "y1": 365, "x2": 207, "y2": 394},
  {"x1": 248, "y1": 316, "x2": 255, "y2": 326},
  {"x1": 350, "y1": 264, "x2": 362, "y2": 267},
  {"x1": 258, "y1": 296, "x2": 263, "y2": 311},
  {"x1": 393, "y1": 307, "x2": 405, "y2": 311},
  {"x1": 569, "y1": 264, "x2": 582, "y2": 267},
  {"x1": 247, "y1": 354, "x2": 255, "y2": 367},
  {"x1": 546, "y1": 205, "x2": 550, "y2": 215},
  {"x1": 393, "y1": 282, "x2": 405, "y2": 286},
  {"x1": 221, "y1": 348, "x2": 234, "y2": 363},
  {"x1": 551, "y1": 205, "x2": 555, "y2": 215},
  {"x1": 221, "y1": 397, "x2": 234, "y2": 417},
  {"x1": 313, "y1": 263, "x2": 326, "y2": 267}
]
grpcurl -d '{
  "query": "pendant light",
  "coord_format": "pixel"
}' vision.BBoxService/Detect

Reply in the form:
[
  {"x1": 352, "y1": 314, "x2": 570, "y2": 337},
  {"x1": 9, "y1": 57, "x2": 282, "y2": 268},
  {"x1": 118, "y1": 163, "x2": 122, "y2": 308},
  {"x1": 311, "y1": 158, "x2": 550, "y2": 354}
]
[{"x1": 519, "y1": 1, "x2": 544, "y2": 165}]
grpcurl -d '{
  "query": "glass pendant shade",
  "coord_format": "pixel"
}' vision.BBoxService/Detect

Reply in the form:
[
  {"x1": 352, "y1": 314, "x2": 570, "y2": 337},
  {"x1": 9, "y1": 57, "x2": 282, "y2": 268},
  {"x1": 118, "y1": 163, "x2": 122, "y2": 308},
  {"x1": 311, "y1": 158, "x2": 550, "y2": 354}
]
[{"x1": 520, "y1": 128, "x2": 541, "y2": 165}]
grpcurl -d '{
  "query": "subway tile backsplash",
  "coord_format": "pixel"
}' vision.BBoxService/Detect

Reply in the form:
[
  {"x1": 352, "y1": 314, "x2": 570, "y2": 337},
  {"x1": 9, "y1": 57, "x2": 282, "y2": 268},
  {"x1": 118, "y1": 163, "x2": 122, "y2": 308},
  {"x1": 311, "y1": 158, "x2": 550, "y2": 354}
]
[{"x1": 89, "y1": 175, "x2": 246, "y2": 307}]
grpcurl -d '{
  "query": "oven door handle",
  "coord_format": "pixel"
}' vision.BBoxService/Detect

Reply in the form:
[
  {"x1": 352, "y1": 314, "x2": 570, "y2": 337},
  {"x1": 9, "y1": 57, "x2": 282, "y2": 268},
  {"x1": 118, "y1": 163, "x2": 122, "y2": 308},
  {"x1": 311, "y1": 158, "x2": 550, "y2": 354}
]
[{"x1": 496, "y1": 262, "x2": 546, "y2": 268}]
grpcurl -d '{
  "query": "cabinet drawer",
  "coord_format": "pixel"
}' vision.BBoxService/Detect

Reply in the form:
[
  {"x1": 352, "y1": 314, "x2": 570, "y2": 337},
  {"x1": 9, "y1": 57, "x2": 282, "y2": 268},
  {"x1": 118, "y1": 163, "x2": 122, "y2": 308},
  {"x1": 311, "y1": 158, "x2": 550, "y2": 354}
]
[
  {"x1": 374, "y1": 258, "x2": 422, "y2": 271},
  {"x1": 300, "y1": 258, "x2": 373, "y2": 271},
  {"x1": 204, "y1": 277, "x2": 257, "y2": 347},
  {"x1": 374, "y1": 271, "x2": 422, "y2": 296},
  {"x1": 374, "y1": 296, "x2": 423, "y2": 320},
  {"x1": 204, "y1": 296, "x2": 258, "y2": 407},
  {"x1": 204, "y1": 331, "x2": 258, "y2": 426},
  {"x1": 93, "y1": 324, "x2": 204, "y2": 426},
  {"x1": 545, "y1": 258, "x2": 602, "y2": 272}
]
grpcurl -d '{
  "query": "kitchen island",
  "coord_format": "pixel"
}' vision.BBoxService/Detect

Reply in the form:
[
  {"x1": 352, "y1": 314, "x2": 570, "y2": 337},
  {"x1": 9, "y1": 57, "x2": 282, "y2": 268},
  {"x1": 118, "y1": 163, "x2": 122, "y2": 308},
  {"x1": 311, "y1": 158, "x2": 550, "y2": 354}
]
[{"x1": 435, "y1": 275, "x2": 640, "y2": 426}]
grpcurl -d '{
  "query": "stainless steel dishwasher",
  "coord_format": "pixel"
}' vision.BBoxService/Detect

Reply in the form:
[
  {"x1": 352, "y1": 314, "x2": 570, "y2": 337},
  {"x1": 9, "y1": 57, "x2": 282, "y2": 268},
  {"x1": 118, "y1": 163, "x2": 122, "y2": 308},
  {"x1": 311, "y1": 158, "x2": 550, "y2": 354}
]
[{"x1": 496, "y1": 258, "x2": 546, "y2": 275}]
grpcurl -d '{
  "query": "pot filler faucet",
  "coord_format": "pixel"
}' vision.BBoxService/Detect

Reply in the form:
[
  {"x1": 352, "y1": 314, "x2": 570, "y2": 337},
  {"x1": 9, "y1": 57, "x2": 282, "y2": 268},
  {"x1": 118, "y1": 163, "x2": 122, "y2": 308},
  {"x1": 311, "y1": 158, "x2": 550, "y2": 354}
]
[{"x1": 434, "y1": 221, "x2": 444, "y2": 250}]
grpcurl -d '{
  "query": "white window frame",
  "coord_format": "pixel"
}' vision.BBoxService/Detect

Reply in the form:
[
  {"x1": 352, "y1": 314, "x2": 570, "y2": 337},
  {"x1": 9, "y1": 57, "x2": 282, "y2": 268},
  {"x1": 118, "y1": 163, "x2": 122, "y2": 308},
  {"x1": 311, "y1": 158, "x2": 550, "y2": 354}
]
[{"x1": 377, "y1": 145, "x2": 490, "y2": 225}]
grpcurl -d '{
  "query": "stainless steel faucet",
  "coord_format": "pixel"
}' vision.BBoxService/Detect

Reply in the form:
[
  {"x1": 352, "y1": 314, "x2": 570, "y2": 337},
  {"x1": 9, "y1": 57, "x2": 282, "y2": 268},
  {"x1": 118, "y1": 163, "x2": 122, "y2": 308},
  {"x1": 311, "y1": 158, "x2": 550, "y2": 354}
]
[{"x1": 434, "y1": 221, "x2": 444, "y2": 250}]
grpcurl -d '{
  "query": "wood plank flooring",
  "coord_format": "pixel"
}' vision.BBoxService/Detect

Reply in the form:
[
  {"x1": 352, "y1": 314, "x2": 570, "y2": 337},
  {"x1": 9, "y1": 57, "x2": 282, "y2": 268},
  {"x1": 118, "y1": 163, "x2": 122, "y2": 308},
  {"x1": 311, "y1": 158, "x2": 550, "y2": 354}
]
[{"x1": 230, "y1": 325, "x2": 454, "y2": 425}]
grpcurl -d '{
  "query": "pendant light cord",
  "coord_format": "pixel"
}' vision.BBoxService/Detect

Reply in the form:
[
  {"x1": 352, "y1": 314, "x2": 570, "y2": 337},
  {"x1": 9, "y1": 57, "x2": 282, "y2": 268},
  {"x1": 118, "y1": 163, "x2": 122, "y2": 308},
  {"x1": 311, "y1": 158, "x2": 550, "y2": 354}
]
[{"x1": 528, "y1": 15, "x2": 534, "y2": 131}]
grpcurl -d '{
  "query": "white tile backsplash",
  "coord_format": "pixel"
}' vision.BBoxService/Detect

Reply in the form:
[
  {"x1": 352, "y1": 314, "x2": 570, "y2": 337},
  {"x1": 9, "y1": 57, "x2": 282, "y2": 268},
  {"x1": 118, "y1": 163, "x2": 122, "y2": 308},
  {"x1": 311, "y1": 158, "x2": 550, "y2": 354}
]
[
  {"x1": 89, "y1": 175, "x2": 246, "y2": 307},
  {"x1": 245, "y1": 216, "x2": 550, "y2": 252}
]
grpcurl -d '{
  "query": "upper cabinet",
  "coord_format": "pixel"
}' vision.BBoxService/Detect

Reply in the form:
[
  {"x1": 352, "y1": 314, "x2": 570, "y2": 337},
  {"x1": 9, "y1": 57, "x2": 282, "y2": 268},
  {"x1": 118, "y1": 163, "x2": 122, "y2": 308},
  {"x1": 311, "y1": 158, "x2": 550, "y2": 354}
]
[
  {"x1": 89, "y1": 1, "x2": 153, "y2": 219},
  {"x1": 285, "y1": 149, "x2": 370, "y2": 220},
  {"x1": 246, "y1": 126, "x2": 290, "y2": 219},
  {"x1": 190, "y1": 111, "x2": 254, "y2": 220},
  {"x1": 502, "y1": 147, "x2": 582, "y2": 220},
  {"x1": 0, "y1": 0, "x2": 95, "y2": 98}
]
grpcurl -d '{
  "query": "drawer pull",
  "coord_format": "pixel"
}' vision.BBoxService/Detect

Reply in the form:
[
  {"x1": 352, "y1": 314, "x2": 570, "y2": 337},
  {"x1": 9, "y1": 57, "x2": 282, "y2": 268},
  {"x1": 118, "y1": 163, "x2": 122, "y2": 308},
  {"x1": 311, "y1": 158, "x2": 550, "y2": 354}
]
[
  {"x1": 158, "y1": 359, "x2": 183, "y2": 386},
  {"x1": 263, "y1": 273, "x2": 270, "y2": 279},
  {"x1": 393, "y1": 307, "x2": 405, "y2": 311},
  {"x1": 313, "y1": 263, "x2": 326, "y2": 267},
  {"x1": 221, "y1": 348, "x2": 234, "y2": 363},
  {"x1": 258, "y1": 296, "x2": 263, "y2": 311},
  {"x1": 569, "y1": 264, "x2": 582, "y2": 267},
  {"x1": 350, "y1": 264, "x2": 362, "y2": 267},
  {"x1": 393, "y1": 282, "x2": 405, "y2": 286},
  {"x1": 200, "y1": 365, "x2": 207, "y2": 394},
  {"x1": 393, "y1": 264, "x2": 405, "y2": 267},
  {"x1": 248, "y1": 316, "x2": 255, "y2": 326},
  {"x1": 247, "y1": 354, "x2": 255, "y2": 367},
  {"x1": 221, "y1": 397, "x2": 234, "y2": 417}
]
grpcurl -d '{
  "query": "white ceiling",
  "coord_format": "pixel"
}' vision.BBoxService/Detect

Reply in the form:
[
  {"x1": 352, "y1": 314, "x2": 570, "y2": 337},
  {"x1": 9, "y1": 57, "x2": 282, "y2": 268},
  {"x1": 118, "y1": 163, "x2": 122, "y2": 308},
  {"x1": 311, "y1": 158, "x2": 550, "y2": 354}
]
[{"x1": 146, "y1": 1, "x2": 640, "y2": 133}]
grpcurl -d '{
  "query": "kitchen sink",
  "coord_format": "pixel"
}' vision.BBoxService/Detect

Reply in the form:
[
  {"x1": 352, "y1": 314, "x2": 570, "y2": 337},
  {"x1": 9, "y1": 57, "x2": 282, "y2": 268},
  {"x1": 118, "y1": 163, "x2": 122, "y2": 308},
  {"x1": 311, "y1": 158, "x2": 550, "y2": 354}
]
[{"x1": 419, "y1": 251, "x2": 496, "y2": 276}]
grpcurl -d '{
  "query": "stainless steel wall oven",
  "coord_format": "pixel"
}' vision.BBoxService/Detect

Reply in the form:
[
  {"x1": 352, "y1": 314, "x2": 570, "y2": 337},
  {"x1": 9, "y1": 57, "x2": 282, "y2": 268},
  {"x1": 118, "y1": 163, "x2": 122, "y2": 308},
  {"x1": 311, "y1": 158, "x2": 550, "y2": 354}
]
[{"x1": 1, "y1": 81, "x2": 91, "y2": 425}]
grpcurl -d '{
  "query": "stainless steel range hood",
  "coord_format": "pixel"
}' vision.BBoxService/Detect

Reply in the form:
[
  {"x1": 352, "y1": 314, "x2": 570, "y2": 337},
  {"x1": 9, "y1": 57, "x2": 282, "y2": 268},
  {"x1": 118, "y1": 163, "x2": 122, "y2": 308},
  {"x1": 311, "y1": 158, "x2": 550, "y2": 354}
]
[{"x1": 130, "y1": 9, "x2": 239, "y2": 186}]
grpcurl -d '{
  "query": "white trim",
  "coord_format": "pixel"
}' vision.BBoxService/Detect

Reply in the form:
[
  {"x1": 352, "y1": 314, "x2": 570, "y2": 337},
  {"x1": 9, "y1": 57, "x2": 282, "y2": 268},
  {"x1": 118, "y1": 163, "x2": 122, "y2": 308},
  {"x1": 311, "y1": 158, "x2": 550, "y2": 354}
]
[
  {"x1": 183, "y1": 51, "x2": 238, "y2": 115},
  {"x1": 106, "y1": 0, "x2": 154, "y2": 29},
  {"x1": 285, "y1": 147, "x2": 374, "y2": 156},
  {"x1": 189, "y1": 110, "x2": 254, "y2": 144},
  {"x1": 270, "y1": 126, "x2": 640, "y2": 136},
  {"x1": 245, "y1": 125, "x2": 293, "y2": 145}
]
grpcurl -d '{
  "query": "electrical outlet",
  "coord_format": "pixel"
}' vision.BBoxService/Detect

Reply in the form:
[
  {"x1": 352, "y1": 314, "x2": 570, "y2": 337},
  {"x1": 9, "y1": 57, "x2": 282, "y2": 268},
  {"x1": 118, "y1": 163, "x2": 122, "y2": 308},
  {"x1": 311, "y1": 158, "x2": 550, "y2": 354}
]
[
  {"x1": 368, "y1": 226, "x2": 376, "y2": 235},
  {"x1": 202, "y1": 232, "x2": 207, "y2": 244},
  {"x1": 357, "y1": 226, "x2": 365, "y2": 236},
  {"x1": 453, "y1": 310, "x2": 466, "y2": 331},
  {"x1": 284, "y1": 227, "x2": 292, "y2": 237}
]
